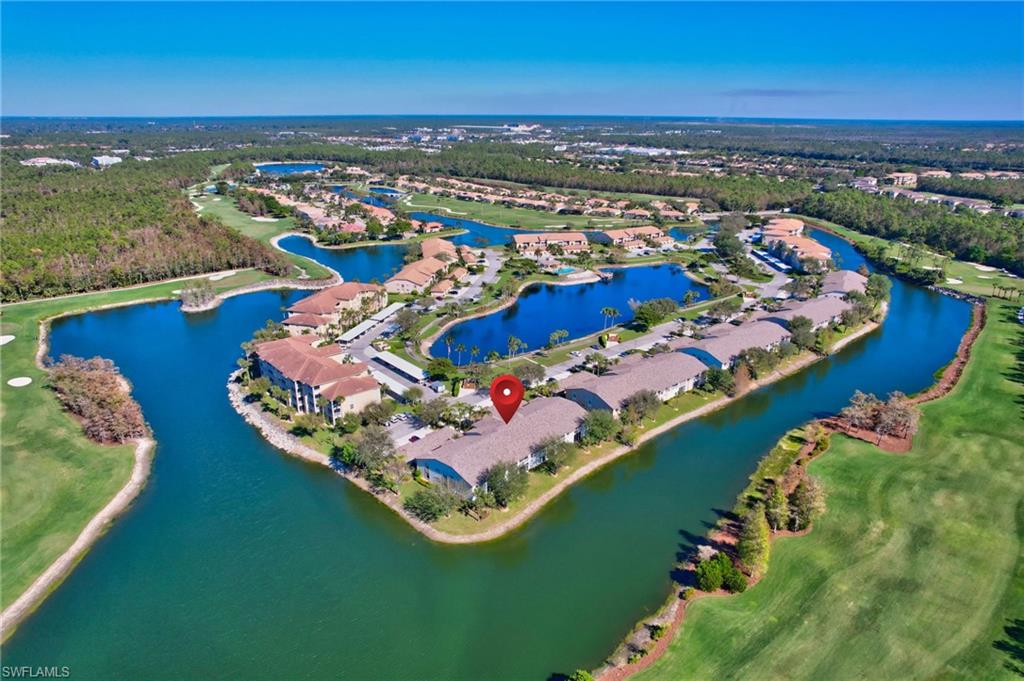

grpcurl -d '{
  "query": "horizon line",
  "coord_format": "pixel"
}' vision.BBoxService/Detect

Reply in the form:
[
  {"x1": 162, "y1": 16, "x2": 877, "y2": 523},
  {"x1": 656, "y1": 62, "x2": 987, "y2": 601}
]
[{"x1": 3, "y1": 113, "x2": 1023, "y2": 124}]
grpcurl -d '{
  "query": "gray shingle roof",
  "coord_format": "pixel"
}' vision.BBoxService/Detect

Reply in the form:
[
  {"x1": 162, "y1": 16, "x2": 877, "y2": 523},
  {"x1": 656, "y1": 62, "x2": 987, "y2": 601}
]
[
  {"x1": 562, "y1": 352, "x2": 707, "y2": 409},
  {"x1": 401, "y1": 397, "x2": 588, "y2": 485},
  {"x1": 687, "y1": 320, "x2": 792, "y2": 367}
]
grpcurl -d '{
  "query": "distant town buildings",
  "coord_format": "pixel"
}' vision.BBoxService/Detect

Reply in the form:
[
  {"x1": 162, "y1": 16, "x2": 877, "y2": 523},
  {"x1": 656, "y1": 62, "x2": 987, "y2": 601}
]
[
  {"x1": 20, "y1": 157, "x2": 80, "y2": 168},
  {"x1": 885, "y1": 172, "x2": 917, "y2": 187},
  {"x1": 90, "y1": 155, "x2": 122, "y2": 169}
]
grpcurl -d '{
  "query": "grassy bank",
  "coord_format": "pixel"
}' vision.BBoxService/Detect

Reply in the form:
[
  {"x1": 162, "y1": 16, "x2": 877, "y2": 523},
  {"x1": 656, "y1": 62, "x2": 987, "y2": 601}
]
[
  {"x1": 795, "y1": 213, "x2": 1021, "y2": 298},
  {"x1": 192, "y1": 192, "x2": 332, "y2": 280},
  {"x1": 0, "y1": 269, "x2": 317, "y2": 610},
  {"x1": 399, "y1": 193, "x2": 641, "y2": 230},
  {"x1": 632, "y1": 300, "x2": 1024, "y2": 680}
]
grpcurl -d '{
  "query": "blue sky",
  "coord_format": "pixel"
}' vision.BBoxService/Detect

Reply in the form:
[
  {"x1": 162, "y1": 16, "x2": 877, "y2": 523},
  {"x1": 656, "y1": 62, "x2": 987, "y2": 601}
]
[{"x1": 2, "y1": 2, "x2": 1022, "y2": 120}]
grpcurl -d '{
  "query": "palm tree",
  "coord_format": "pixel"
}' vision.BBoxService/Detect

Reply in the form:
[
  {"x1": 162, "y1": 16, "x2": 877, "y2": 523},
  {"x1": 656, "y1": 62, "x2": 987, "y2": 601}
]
[
  {"x1": 507, "y1": 335, "x2": 525, "y2": 361},
  {"x1": 486, "y1": 350, "x2": 501, "y2": 363},
  {"x1": 455, "y1": 343, "x2": 466, "y2": 365},
  {"x1": 683, "y1": 290, "x2": 699, "y2": 307},
  {"x1": 470, "y1": 345, "x2": 480, "y2": 363},
  {"x1": 444, "y1": 334, "x2": 454, "y2": 359},
  {"x1": 601, "y1": 306, "x2": 620, "y2": 330},
  {"x1": 548, "y1": 328, "x2": 569, "y2": 348}
]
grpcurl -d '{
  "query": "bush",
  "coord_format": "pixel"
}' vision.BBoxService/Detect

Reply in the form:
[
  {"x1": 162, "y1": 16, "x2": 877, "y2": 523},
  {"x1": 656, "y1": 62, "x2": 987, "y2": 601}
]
[
  {"x1": 290, "y1": 412, "x2": 324, "y2": 437},
  {"x1": 682, "y1": 587, "x2": 696, "y2": 601},
  {"x1": 695, "y1": 553, "x2": 725, "y2": 592},
  {"x1": 722, "y1": 567, "x2": 748, "y2": 593},
  {"x1": 403, "y1": 486, "x2": 460, "y2": 522},
  {"x1": 482, "y1": 461, "x2": 529, "y2": 508},
  {"x1": 695, "y1": 551, "x2": 747, "y2": 593},
  {"x1": 581, "y1": 410, "x2": 619, "y2": 445},
  {"x1": 48, "y1": 355, "x2": 148, "y2": 444},
  {"x1": 621, "y1": 389, "x2": 660, "y2": 424},
  {"x1": 567, "y1": 671, "x2": 594, "y2": 681}
]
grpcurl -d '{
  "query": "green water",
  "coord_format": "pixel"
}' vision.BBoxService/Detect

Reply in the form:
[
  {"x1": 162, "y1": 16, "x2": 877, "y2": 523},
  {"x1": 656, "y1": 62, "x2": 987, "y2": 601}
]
[{"x1": 1, "y1": 232, "x2": 971, "y2": 679}]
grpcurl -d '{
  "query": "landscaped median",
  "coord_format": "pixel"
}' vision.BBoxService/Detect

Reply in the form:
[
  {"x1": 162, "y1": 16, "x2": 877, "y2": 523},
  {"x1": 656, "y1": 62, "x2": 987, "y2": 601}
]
[{"x1": 597, "y1": 300, "x2": 1022, "y2": 681}]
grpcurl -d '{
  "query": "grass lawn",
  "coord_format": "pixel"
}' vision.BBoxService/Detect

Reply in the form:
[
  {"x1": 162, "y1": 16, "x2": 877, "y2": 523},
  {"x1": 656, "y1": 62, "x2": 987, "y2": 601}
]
[
  {"x1": 191, "y1": 192, "x2": 333, "y2": 280},
  {"x1": 427, "y1": 387, "x2": 725, "y2": 536},
  {"x1": 634, "y1": 300, "x2": 1024, "y2": 681},
  {"x1": 0, "y1": 269, "x2": 321, "y2": 610},
  {"x1": 397, "y1": 193, "x2": 642, "y2": 230},
  {"x1": 794, "y1": 214, "x2": 1022, "y2": 298}
]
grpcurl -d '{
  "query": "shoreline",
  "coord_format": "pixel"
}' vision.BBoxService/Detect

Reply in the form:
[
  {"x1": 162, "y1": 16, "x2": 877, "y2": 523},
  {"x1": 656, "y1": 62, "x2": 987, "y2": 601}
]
[
  {"x1": 271, "y1": 228, "x2": 468, "y2": 252},
  {"x1": 417, "y1": 259, "x2": 687, "y2": 357},
  {"x1": 0, "y1": 437, "x2": 154, "y2": 643},
  {"x1": 235, "y1": 314, "x2": 885, "y2": 546},
  {"x1": 0, "y1": 438, "x2": 154, "y2": 643},
  {"x1": 595, "y1": 301, "x2": 981, "y2": 681},
  {"x1": 0, "y1": 272, "x2": 344, "y2": 638}
]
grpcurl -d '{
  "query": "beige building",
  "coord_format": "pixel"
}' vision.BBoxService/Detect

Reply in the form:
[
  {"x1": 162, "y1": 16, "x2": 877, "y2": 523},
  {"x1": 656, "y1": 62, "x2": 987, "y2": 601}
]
[
  {"x1": 249, "y1": 336, "x2": 381, "y2": 424},
  {"x1": 597, "y1": 226, "x2": 674, "y2": 249},
  {"x1": 385, "y1": 256, "x2": 448, "y2": 294},
  {"x1": 282, "y1": 282, "x2": 387, "y2": 335},
  {"x1": 512, "y1": 232, "x2": 591, "y2": 255}
]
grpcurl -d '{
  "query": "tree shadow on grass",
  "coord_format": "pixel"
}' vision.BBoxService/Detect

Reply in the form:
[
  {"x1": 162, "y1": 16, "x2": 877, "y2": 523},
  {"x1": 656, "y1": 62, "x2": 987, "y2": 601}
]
[{"x1": 993, "y1": 617, "x2": 1024, "y2": 677}]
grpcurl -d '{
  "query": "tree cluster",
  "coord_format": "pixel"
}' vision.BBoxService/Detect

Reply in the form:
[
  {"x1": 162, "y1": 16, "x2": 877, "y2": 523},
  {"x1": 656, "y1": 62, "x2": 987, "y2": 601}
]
[{"x1": 48, "y1": 355, "x2": 149, "y2": 444}]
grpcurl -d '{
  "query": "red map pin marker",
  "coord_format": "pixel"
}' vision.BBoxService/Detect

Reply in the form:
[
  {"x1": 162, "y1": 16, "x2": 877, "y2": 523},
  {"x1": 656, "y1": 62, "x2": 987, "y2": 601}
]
[{"x1": 490, "y1": 374, "x2": 525, "y2": 424}]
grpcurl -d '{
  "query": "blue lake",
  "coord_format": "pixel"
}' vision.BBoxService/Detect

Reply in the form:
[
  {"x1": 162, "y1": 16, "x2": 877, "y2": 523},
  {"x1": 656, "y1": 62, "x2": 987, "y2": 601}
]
[
  {"x1": 255, "y1": 162, "x2": 325, "y2": 175},
  {"x1": 408, "y1": 211, "x2": 534, "y2": 247},
  {"x1": 330, "y1": 185, "x2": 393, "y2": 208},
  {"x1": 431, "y1": 264, "x2": 709, "y2": 361},
  {"x1": 2, "y1": 223, "x2": 973, "y2": 680},
  {"x1": 369, "y1": 187, "x2": 404, "y2": 196},
  {"x1": 277, "y1": 235, "x2": 406, "y2": 283}
]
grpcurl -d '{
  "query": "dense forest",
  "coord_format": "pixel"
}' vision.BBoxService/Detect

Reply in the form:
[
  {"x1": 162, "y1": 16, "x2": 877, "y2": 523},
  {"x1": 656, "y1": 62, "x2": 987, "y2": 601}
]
[
  {"x1": 1, "y1": 155, "x2": 288, "y2": 301},
  {"x1": 916, "y1": 176, "x2": 1024, "y2": 205},
  {"x1": 800, "y1": 190, "x2": 1024, "y2": 274}
]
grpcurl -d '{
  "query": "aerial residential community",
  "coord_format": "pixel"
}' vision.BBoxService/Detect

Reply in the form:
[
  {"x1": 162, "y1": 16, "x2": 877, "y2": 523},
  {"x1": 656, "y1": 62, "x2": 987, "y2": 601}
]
[{"x1": 1, "y1": 3, "x2": 1023, "y2": 681}]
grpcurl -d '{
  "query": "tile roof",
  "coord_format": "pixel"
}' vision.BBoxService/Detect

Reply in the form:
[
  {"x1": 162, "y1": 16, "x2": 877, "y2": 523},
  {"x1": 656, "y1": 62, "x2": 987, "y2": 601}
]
[
  {"x1": 288, "y1": 283, "x2": 385, "y2": 315},
  {"x1": 320, "y1": 375, "x2": 380, "y2": 401},
  {"x1": 253, "y1": 336, "x2": 368, "y2": 386},
  {"x1": 420, "y1": 237, "x2": 457, "y2": 260}
]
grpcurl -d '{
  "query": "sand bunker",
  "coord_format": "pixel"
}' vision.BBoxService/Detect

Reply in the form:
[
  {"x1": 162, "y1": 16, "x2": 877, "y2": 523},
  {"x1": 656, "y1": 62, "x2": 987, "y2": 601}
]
[
  {"x1": 7, "y1": 377, "x2": 32, "y2": 387},
  {"x1": 251, "y1": 216, "x2": 279, "y2": 222},
  {"x1": 946, "y1": 278, "x2": 963, "y2": 285},
  {"x1": 974, "y1": 264, "x2": 997, "y2": 272},
  {"x1": 208, "y1": 271, "x2": 237, "y2": 282},
  {"x1": 0, "y1": 335, "x2": 14, "y2": 346}
]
